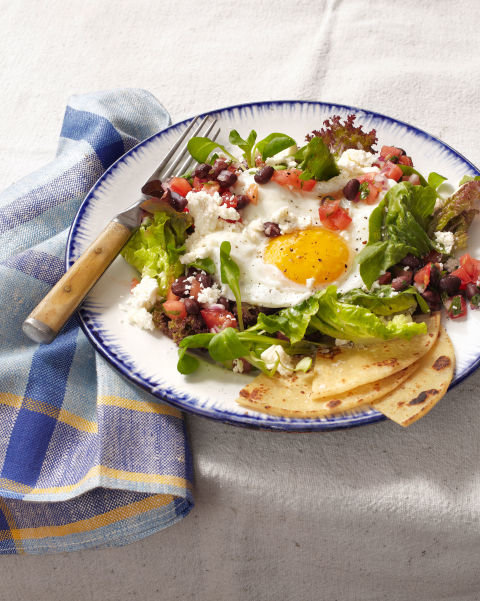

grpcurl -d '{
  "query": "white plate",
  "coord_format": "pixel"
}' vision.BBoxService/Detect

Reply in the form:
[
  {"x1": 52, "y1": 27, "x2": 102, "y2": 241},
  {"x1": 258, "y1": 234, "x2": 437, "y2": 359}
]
[{"x1": 67, "y1": 101, "x2": 480, "y2": 431}]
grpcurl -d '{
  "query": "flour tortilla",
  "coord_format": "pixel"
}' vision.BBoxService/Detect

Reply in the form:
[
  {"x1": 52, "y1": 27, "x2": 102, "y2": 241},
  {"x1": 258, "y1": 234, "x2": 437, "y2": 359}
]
[
  {"x1": 236, "y1": 361, "x2": 419, "y2": 419},
  {"x1": 371, "y1": 325, "x2": 455, "y2": 426},
  {"x1": 311, "y1": 312, "x2": 441, "y2": 399}
]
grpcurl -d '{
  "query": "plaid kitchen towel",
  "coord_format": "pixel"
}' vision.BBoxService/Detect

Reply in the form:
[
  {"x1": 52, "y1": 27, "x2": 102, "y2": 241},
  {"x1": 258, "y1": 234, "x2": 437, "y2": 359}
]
[{"x1": 0, "y1": 89, "x2": 193, "y2": 554}]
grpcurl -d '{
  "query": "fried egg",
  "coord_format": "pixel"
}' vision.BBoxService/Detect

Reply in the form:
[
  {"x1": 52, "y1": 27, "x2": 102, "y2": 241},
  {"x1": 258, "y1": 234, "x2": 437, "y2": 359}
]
[{"x1": 181, "y1": 150, "x2": 392, "y2": 308}]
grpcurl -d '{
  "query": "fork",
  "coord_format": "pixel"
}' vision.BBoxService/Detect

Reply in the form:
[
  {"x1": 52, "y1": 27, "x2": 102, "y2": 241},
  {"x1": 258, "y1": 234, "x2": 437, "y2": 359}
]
[{"x1": 22, "y1": 115, "x2": 220, "y2": 344}]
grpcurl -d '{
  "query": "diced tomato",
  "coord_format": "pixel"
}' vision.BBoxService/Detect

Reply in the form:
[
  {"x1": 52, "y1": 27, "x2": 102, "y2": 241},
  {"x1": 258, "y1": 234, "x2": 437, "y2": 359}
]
[
  {"x1": 414, "y1": 263, "x2": 432, "y2": 292},
  {"x1": 380, "y1": 145, "x2": 403, "y2": 161},
  {"x1": 166, "y1": 287, "x2": 179, "y2": 301},
  {"x1": 220, "y1": 191, "x2": 237, "y2": 208},
  {"x1": 168, "y1": 177, "x2": 192, "y2": 198},
  {"x1": 130, "y1": 278, "x2": 140, "y2": 291},
  {"x1": 398, "y1": 155, "x2": 413, "y2": 166},
  {"x1": 355, "y1": 175, "x2": 381, "y2": 204},
  {"x1": 193, "y1": 176, "x2": 206, "y2": 191},
  {"x1": 163, "y1": 300, "x2": 187, "y2": 320},
  {"x1": 382, "y1": 161, "x2": 403, "y2": 182},
  {"x1": 189, "y1": 279, "x2": 202, "y2": 300},
  {"x1": 245, "y1": 183, "x2": 259, "y2": 205},
  {"x1": 444, "y1": 295, "x2": 467, "y2": 319},
  {"x1": 301, "y1": 178, "x2": 316, "y2": 192},
  {"x1": 318, "y1": 200, "x2": 352, "y2": 231},
  {"x1": 201, "y1": 307, "x2": 238, "y2": 332},
  {"x1": 272, "y1": 168, "x2": 302, "y2": 190},
  {"x1": 451, "y1": 253, "x2": 480, "y2": 289}
]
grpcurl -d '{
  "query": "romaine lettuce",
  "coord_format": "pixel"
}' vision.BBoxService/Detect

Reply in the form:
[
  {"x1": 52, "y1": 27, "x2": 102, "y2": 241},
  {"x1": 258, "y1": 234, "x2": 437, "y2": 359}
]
[{"x1": 121, "y1": 208, "x2": 191, "y2": 296}]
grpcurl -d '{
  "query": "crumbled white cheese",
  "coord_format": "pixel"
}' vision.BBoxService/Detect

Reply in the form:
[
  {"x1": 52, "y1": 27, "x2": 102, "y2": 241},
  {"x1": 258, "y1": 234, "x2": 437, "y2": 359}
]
[
  {"x1": 181, "y1": 190, "x2": 242, "y2": 264},
  {"x1": 196, "y1": 283, "x2": 222, "y2": 305},
  {"x1": 269, "y1": 206, "x2": 313, "y2": 234},
  {"x1": 336, "y1": 149, "x2": 378, "y2": 173},
  {"x1": 260, "y1": 345, "x2": 296, "y2": 377},
  {"x1": 232, "y1": 358, "x2": 244, "y2": 374},
  {"x1": 434, "y1": 230, "x2": 455, "y2": 254},
  {"x1": 121, "y1": 275, "x2": 159, "y2": 331},
  {"x1": 335, "y1": 339, "x2": 351, "y2": 347}
]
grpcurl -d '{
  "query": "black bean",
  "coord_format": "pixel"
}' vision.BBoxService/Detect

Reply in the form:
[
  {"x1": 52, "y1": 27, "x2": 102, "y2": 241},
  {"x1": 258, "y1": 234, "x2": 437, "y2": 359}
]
[
  {"x1": 212, "y1": 159, "x2": 229, "y2": 179},
  {"x1": 169, "y1": 190, "x2": 188, "y2": 212},
  {"x1": 439, "y1": 275, "x2": 461, "y2": 296},
  {"x1": 401, "y1": 254, "x2": 422, "y2": 269},
  {"x1": 377, "y1": 271, "x2": 392, "y2": 285},
  {"x1": 263, "y1": 222, "x2": 281, "y2": 237},
  {"x1": 465, "y1": 282, "x2": 479, "y2": 300},
  {"x1": 235, "y1": 194, "x2": 250, "y2": 210},
  {"x1": 421, "y1": 289, "x2": 442, "y2": 311},
  {"x1": 217, "y1": 296, "x2": 231, "y2": 310},
  {"x1": 170, "y1": 276, "x2": 190, "y2": 297},
  {"x1": 194, "y1": 163, "x2": 212, "y2": 179},
  {"x1": 391, "y1": 274, "x2": 412, "y2": 291},
  {"x1": 429, "y1": 264, "x2": 441, "y2": 289},
  {"x1": 254, "y1": 165, "x2": 275, "y2": 184},
  {"x1": 217, "y1": 170, "x2": 238, "y2": 188},
  {"x1": 184, "y1": 298, "x2": 200, "y2": 315},
  {"x1": 343, "y1": 178, "x2": 360, "y2": 201},
  {"x1": 141, "y1": 179, "x2": 164, "y2": 198},
  {"x1": 196, "y1": 272, "x2": 212, "y2": 288}
]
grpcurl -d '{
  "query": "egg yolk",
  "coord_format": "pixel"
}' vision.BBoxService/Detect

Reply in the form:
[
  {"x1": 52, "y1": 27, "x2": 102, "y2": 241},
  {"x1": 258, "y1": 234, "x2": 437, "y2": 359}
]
[{"x1": 263, "y1": 228, "x2": 350, "y2": 286}]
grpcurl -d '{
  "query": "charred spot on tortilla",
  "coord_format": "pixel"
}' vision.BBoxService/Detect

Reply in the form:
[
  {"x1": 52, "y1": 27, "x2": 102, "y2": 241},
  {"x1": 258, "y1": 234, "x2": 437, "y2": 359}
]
[
  {"x1": 408, "y1": 389, "x2": 439, "y2": 406},
  {"x1": 374, "y1": 358, "x2": 399, "y2": 368},
  {"x1": 432, "y1": 356, "x2": 451, "y2": 371},
  {"x1": 239, "y1": 389, "x2": 250, "y2": 398},
  {"x1": 326, "y1": 399, "x2": 342, "y2": 408}
]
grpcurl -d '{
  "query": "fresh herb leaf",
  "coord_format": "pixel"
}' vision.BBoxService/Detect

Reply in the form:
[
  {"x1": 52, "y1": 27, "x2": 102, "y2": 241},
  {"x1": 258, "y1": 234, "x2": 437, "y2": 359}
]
[
  {"x1": 187, "y1": 257, "x2": 216, "y2": 275},
  {"x1": 179, "y1": 333, "x2": 216, "y2": 349},
  {"x1": 177, "y1": 348, "x2": 200, "y2": 375},
  {"x1": 359, "y1": 181, "x2": 370, "y2": 200},
  {"x1": 255, "y1": 133, "x2": 296, "y2": 161},
  {"x1": 187, "y1": 137, "x2": 237, "y2": 164},
  {"x1": 294, "y1": 137, "x2": 339, "y2": 181},
  {"x1": 459, "y1": 175, "x2": 480, "y2": 185},
  {"x1": 219, "y1": 241, "x2": 243, "y2": 330},
  {"x1": 428, "y1": 172, "x2": 447, "y2": 189},
  {"x1": 208, "y1": 328, "x2": 249, "y2": 362},
  {"x1": 229, "y1": 129, "x2": 257, "y2": 167}
]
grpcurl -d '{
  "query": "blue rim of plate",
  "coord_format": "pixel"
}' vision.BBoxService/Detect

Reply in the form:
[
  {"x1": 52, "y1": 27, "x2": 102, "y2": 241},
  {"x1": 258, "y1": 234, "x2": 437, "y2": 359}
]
[{"x1": 67, "y1": 100, "x2": 480, "y2": 432}]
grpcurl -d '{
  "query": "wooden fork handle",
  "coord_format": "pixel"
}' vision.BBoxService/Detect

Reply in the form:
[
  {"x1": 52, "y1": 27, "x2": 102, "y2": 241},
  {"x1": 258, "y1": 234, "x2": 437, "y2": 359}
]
[{"x1": 23, "y1": 221, "x2": 132, "y2": 344}]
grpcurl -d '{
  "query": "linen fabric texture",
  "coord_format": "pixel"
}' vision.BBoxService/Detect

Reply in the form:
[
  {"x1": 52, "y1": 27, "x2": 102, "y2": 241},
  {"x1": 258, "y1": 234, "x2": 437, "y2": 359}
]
[{"x1": 0, "y1": 89, "x2": 193, "y2": 554}]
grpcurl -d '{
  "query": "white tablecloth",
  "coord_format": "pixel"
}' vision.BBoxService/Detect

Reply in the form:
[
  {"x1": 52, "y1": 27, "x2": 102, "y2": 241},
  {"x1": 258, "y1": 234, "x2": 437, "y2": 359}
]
[{"x1": 2, "y1": 1, "x2": 480, "y2": 599}]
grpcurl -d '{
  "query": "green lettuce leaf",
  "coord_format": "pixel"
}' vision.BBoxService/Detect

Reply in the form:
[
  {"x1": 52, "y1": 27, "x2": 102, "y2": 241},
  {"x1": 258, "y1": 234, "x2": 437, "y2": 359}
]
[
  {"x1": 340, "y1": 285, "x2": 430, "y2": 316},
  {"x1": 357, "y1": 182, "x2": 435, "y2": 288},
  {"x1": 121, "y1": 208, "x2": 192, "y2": 295},
  {"x1": 310, "y1": 286, "x2": 427, "y2": 342}
]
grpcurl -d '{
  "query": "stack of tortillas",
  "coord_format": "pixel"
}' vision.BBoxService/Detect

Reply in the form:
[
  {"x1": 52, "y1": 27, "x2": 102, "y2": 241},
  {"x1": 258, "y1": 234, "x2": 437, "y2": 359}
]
[{"x1": 236, "y1": 313, "x2": 455, "y2": 426}]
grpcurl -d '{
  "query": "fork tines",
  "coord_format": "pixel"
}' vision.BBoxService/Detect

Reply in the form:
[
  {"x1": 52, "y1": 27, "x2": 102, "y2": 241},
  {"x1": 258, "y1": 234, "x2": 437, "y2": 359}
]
[{"x1": 148, "y1": 115, "x2": 219, "y2": 183}]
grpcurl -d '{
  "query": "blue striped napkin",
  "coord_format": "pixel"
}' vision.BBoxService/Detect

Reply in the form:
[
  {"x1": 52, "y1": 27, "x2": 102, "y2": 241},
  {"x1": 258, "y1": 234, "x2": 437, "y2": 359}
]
[{"x1": 0, "y1": 89, "x2": 194, "y2": 554}]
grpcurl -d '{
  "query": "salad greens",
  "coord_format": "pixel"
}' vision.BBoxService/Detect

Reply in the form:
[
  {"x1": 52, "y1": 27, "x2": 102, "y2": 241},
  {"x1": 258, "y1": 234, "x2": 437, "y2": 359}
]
[
  {"x1": 294, "y1": 137, "x2": 340, "y2": 181},
  {"x1": 186, "y1": 257, "x2": 216, "y2": 275},
  {"x1": 177, "y1": 283, "x2": 428, "y2": 375},
  {"x1": 340, "y1": 285, "x2": 430, "y2": 316},
  {"x1": 121, "y1": 207, "x2": 191, "y2": 295},
  {"x1": 357, "y1": 181, "x2": 436, "y2": 288},
  {"x1": 428, "y1": 180, "x2": 480, "y2": 250},
  {"x1": 219, "y1": 241, "x2": 244, "y2": 331}
]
